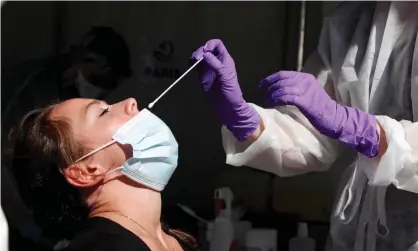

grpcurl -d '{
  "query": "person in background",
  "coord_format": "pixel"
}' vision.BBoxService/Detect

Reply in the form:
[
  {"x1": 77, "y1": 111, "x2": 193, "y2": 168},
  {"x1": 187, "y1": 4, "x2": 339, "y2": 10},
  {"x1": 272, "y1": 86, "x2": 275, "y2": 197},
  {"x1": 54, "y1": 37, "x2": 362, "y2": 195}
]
[
  {"x1": 191, "y1": 2, "x2": 418, "y2": 250},
  {"x1": 2, "y1": 26, "x2": 132, "y2": 250},
  {"x1": 2, "y1": 25, "x2": 132, "y2": 129},
  {"x1": 10, "y1": 97, "x2": 197, "y2": 251}
]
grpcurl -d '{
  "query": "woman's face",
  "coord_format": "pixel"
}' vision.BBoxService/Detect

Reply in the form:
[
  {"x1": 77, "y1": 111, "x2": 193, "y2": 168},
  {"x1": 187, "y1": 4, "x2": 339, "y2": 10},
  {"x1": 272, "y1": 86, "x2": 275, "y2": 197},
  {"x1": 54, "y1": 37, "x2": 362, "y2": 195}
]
[{"x1": 50, "y1": 97, "x2": 139, "y2": 170}]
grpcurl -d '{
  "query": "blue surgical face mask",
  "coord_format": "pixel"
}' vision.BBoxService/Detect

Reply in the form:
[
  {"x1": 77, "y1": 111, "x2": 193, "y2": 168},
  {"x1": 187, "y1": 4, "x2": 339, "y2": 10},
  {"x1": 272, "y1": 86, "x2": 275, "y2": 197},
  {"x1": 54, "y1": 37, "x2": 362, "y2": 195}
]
[{"x1": 75, "y1": 109, "x2": 178, "y2": 191}]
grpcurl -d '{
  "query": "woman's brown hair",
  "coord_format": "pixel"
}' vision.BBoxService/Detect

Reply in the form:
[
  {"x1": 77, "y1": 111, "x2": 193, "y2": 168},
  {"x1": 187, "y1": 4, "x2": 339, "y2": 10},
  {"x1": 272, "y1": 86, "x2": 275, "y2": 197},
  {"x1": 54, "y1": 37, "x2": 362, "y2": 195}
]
[
  {"x1": 11, "y1": 103, "x2": 198, "y2": 249},
  {"x1": 11, "y1": 104, "x2": 89, "y2": 239}
]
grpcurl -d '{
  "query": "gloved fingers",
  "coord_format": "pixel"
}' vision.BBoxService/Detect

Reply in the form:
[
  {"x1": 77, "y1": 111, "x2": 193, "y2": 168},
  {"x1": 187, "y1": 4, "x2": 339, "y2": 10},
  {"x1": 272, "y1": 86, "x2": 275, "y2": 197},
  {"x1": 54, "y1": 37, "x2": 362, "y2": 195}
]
[
  {"x1": 203, "y1": 39, "x2": 224, "y2": 51},
  {"x1": 203, "y1": 39, "x2": 229, "y2": 61},
  {"x1": 258, "y1": 71, "x2": 299, "y2": 89},
  {"x1": 277, "y1": 70, "x2": 301, "y2": 79},
  {"x1": 258, "y1": 72, "x2": 282, "y2": 88},
  {"x1": 265, "y1": 94, "x2": 296, "y2": 107},
  {"x1": 190, "y1": 46, "x2": 205, "y2": 65},
  {"x1": 267, "y1": 84, "x2": 300, "y2": 97},
  {"x1": 266, "y1": 93, "x2": 297, "y2": 107},
  {"x1": 192, "y1": 39, "x2": 226, "y2": 60},
  {"x1": 203, "y1": 39, "x2": 227, "y2": 57},
  {"x1": 200, "y1": 71, "x2": 217, "y2": 92},
  {"x1": 266, "y1": 98, "x2": 283, "y2": 108},
  {"x1": 202, "y1": 52, "x2": 224, "y2": 71},
  {"x1": 274, "y1": 78, "x2": 302, "y2": 88},
  {"x1": 261, "y1": 79, "x2": 300, "y2": 98}
]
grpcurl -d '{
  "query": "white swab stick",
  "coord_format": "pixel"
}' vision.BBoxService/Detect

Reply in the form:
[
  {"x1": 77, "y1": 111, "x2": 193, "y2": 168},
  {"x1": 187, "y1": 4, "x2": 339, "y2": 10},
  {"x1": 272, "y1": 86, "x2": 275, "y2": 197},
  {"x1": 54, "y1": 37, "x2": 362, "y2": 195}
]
[{"x1": 148, "y1": 57, "x2": 203, "y2": 109}]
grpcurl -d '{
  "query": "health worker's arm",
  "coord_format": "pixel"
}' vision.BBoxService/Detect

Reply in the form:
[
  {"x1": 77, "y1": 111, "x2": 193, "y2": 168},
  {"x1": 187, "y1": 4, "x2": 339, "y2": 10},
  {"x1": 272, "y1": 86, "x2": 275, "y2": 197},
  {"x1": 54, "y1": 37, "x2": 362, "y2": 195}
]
[
  {"x1": 221, "y1": 104, "x2": 342, "y2": 177},
  {"x1": 246, "y1": 119, "x2": 264, "y2": 143},
  {"x1": 300, "y1": 1, "x2": 418, "y2": 193},
  {"x1": 358, "y1": 118, "x2": 418, "y2": 193},
  {"x1": 191, "y1": 39, "x2": 342, "y2": 177},
  {"x1": 376, "y1": 123, "x2": 388, "y2": 158},
  {"x1": 223, "y1": 49, "x2": 344, "y2": 177}
]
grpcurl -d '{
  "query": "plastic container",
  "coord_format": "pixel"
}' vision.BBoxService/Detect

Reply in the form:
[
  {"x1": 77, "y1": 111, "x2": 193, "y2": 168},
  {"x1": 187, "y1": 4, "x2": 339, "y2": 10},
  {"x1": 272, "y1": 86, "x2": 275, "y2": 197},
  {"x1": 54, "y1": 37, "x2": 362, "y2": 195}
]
[
  {"x1": 245, "y1": 229, "x2": 277, "y2": 251},
  {"x1": 288, "y1": 222, "x2": 315, "y2": 251},
  {"x1": 209, "y1": 187, "x2": 236, "y2": 251},
  {"x1": 234, "y1": 221, "x2": 252, "y2": 251}
]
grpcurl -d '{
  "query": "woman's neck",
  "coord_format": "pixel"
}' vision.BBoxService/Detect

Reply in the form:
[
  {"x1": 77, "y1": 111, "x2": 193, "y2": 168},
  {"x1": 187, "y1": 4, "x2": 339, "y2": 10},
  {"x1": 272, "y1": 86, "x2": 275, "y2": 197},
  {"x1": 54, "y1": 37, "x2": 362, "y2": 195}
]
[{"x1": 87, "y1": 180, "x2": 163, "y2": 234}]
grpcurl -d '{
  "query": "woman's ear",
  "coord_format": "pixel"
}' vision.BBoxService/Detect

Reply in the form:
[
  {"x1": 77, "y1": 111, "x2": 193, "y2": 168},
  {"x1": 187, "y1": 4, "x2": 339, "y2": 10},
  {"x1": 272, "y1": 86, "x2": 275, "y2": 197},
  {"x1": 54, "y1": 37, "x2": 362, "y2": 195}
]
[{"x1": 64, "y1": 163, "x2": 105, "y2": 188}]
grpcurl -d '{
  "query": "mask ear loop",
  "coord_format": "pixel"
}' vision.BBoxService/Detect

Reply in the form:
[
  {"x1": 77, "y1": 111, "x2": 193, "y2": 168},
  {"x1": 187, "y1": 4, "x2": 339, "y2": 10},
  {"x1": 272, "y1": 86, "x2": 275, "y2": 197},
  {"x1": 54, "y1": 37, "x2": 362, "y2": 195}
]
[
  {"x1": 74, "y1": 140, "x2": 117, "y2": 163},
  {"x1": 60, "y1": 139, "x2": 117, "y2": 176},
  {"x1": 64, "y1": 140, "x2": 120, "y2": 210}
]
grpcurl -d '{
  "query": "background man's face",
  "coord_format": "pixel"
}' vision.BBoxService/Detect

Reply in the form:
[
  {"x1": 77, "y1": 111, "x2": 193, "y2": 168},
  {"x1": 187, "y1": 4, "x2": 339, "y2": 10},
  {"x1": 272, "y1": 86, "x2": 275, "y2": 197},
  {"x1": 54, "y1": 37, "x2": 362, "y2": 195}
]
[{"x1": 63, "y1": 46, "x2": 113, "y2": 90}]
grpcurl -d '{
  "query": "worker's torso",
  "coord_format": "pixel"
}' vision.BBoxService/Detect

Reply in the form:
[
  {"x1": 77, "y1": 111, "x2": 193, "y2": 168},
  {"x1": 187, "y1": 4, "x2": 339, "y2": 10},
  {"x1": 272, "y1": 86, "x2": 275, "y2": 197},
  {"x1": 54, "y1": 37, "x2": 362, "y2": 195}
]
[{"x1": 321, "y1": 2, "x2": 418, "y2": 251}]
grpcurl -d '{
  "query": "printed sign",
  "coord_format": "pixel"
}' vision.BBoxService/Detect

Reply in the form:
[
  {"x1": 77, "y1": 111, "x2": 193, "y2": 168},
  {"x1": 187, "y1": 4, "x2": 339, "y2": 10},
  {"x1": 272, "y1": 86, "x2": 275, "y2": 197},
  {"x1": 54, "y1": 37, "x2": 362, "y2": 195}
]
[{"x1": 142, "y1": 40, "x2": 181, "y2": 79}]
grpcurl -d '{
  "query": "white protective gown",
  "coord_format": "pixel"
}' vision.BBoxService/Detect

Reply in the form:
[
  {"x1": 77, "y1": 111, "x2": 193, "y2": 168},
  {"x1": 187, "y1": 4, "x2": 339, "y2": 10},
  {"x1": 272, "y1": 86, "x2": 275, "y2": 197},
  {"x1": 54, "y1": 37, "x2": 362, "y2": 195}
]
[{"x1": 221, "y1": 2, "x2": 418, "y2": 251}]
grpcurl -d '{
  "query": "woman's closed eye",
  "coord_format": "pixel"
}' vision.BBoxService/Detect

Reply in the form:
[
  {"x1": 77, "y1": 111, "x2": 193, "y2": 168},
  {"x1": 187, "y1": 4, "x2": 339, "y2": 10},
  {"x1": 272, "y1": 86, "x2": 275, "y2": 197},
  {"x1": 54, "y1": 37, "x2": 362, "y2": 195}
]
[{"x1": 99, "y1": 106, "x2": 110, "y2": 117}]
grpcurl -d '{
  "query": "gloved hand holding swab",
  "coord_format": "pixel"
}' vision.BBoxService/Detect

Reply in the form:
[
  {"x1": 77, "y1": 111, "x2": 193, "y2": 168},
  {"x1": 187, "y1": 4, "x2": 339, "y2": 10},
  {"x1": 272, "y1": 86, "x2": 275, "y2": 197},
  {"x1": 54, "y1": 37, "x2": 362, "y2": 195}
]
[{"x1": 148, "y1": 57, "x2": 204, "y2": 109}]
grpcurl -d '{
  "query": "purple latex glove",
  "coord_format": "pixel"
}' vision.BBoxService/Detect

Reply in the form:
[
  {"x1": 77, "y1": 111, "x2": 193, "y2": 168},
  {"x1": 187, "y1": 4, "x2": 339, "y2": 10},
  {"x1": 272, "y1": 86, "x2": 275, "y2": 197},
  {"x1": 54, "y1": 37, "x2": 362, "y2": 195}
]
[
  {"x1": 259, "y1": 71, "x2": 380, "y2": 157},
  {"x1": 191, "y1": 39, "x2": 260, "y2": 141}
]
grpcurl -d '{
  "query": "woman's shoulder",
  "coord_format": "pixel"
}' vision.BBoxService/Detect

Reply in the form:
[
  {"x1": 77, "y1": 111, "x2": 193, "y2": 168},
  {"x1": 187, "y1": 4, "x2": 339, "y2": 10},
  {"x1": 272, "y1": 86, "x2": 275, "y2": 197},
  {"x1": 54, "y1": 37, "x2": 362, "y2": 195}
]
[{"x1": 67, "y1": 217, "x2": 150, "y2": 251}]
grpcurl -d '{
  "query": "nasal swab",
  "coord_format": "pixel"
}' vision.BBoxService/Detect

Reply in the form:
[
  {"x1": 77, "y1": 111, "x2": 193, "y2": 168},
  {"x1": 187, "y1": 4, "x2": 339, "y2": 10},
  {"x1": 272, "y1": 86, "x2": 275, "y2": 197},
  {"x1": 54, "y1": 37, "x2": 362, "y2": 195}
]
[{"x1": 148, "y1": 57, "x2": 204, "y2": 109}]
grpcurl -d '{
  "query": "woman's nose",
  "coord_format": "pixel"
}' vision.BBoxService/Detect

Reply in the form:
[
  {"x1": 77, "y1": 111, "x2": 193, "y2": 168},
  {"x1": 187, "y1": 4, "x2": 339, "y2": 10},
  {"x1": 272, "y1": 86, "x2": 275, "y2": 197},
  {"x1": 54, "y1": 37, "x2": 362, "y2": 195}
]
[{"x1": 124, "y1": 98, "x2": 138, "y2": 115}]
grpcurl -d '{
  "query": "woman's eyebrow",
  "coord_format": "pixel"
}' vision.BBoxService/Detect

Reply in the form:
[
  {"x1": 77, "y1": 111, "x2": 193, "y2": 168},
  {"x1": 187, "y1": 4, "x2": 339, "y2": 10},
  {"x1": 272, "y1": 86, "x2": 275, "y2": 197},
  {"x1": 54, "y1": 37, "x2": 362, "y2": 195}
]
[{"x1": 85, "y1": 100, "x2": 101, "y2": 115}]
